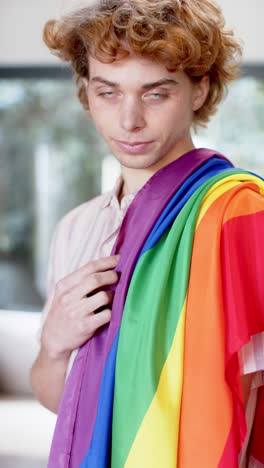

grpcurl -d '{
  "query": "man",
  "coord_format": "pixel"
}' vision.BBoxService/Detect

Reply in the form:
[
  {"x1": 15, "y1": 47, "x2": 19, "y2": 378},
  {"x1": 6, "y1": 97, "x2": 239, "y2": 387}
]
[{"x1": 31, "y1": 0, "x2": 264, "y2": 466}]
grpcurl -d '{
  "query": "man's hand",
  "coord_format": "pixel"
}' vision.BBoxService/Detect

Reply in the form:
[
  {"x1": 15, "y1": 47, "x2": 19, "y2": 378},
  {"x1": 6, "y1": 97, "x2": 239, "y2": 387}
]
[
  {"x1": 31, "y1": 255, "x2": 119, "y2": 413},
  {"x1": 41, "y1": 255, "x2": 120, "y2": 360}
]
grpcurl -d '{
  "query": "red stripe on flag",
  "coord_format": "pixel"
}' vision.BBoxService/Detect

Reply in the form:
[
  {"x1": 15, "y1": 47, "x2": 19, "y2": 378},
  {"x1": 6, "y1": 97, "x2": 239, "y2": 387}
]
[{"x1": 220, "y1": 209, "x2": 264, "y2": 465}]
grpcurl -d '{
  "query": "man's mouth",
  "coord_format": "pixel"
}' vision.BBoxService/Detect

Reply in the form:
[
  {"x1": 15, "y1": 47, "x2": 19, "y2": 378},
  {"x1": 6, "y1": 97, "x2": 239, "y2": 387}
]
[{"x1": 113, "y1": 139, "x2": 154, "y2": 154}]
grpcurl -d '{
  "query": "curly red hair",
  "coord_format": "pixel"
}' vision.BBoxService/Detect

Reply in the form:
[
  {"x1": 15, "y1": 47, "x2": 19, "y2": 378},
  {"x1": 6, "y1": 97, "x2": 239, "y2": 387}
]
[{"x1": 43, "y1": 0, "x2": 242, "y2": 127}]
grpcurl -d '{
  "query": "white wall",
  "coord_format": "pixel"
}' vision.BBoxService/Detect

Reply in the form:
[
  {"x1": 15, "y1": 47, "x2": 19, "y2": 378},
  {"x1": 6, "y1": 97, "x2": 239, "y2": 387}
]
[
  {"x1": 0, "y1": 0, "x2": 62, "y2": 65},
  {"x1": 0, "y1": 0, "x2": 263, "y2": 65},
  {"x1": 219, "y1": 0, "x2": 262, "y2": 63}
]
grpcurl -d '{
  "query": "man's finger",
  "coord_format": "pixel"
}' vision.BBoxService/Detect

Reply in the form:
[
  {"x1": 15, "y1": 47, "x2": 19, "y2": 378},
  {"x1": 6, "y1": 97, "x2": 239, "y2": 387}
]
[
  {"x1": 79, "y1": 290, "x2": 115, "y2": 315},
  {"x1": 67, "y1": 270, "x2": 118, "y2": 300},
  {"x1": 56, "y1": 255, "x2": 120, "y2": 294},
  {"x1": 84, "y1": 309, "x2": 112, "y2": 337}
]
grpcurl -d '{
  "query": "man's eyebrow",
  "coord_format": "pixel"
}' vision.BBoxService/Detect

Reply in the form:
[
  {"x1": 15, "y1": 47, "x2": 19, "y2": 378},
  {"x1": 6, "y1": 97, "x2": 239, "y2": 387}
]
[
  {"x1": 90, "y1": 77, "x2": 179, "y2": 88},
  {"x1": 90, "y1": 77, "x2": 118, "y2": 86},
  {"x1": 142, "y1": 79, "x2": 179, "y2": 89}
]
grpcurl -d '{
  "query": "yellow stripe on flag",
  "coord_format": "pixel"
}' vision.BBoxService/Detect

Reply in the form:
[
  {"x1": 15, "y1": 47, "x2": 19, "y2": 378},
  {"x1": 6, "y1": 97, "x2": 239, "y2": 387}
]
[{"x1": 124, "y1": 303, "x2": 186, "y2": 468}]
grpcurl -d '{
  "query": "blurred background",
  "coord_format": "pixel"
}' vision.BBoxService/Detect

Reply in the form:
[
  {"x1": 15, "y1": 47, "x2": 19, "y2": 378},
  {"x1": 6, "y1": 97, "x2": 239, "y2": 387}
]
[{"x1": 0, "y1": 0, "x2": 264, "y2": 466}]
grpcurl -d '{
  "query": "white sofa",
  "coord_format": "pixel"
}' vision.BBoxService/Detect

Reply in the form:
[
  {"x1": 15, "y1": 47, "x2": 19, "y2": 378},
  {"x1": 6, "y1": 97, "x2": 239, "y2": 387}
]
[
  {"x1": 0, "y1": 310, "x2": 41, "y2": 395},
  {"x1": 0, "y1": 310, "x2": 56, "y2": 460}
]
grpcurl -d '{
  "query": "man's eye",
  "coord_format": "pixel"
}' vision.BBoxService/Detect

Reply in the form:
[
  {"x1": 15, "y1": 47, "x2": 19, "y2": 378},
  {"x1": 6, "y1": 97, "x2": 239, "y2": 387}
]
[
  {"x1": 145, "y1": 93, "x2": 169, "y2": 100},
  {"x1": 98, "y1": 92, "x2": 115, "y2": 98}
]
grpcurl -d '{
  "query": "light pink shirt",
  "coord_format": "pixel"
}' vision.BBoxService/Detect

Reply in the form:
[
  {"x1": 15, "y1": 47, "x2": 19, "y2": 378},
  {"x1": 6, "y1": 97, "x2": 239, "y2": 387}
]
[{"x1": 41, "y1": 177, "x2": 264, "y2": 466}]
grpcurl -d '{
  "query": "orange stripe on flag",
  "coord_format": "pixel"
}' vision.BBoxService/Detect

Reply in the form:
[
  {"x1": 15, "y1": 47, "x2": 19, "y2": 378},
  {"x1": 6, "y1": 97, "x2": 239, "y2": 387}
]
[{"x1": 178, "y1": 181, "x2": 264, "y2": 467}]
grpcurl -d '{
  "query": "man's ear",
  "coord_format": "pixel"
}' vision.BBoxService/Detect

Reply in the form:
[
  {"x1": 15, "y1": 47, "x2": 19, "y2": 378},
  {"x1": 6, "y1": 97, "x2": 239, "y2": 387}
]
[
  {"x1": 82, "y1": 77, "x2": 89, "y2": 93},
  {"x1": 192, "y1": 75, "x2": 210, "y2": 112}
]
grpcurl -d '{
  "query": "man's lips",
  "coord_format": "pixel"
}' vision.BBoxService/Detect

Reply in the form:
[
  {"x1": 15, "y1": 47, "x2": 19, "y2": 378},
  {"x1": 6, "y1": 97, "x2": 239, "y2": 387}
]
[
  {"x1": 117, "y1": 140, "x2": 152, "y2": 146},
  {"x1": 113, "y1": 139, "x2": 154, "y2": 154}
]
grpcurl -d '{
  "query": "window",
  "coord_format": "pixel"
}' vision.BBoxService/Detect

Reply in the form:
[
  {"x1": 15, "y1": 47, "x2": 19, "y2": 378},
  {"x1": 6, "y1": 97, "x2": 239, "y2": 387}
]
[
  {"x1": 0, "y1": 67, "x2": 263, "y2": 312},
  {"x1": 0, "y1": 72, "x2": 109, "y2": 311},
  {"x1": 193, "y1": 73, "x2": 264, "y2": 177}
]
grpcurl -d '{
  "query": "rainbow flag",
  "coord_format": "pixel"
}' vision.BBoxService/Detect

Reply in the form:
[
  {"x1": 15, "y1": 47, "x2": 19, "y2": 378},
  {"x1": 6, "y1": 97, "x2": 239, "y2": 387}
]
[{"x1": 48, "y1": 148, "x2": 264, "y2": 468}]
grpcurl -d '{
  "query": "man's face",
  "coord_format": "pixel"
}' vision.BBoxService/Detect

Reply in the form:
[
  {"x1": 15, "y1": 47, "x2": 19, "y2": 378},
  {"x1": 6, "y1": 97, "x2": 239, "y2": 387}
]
[{"x1": 86, "y1": 54, "x2": 208, "y2": 172}]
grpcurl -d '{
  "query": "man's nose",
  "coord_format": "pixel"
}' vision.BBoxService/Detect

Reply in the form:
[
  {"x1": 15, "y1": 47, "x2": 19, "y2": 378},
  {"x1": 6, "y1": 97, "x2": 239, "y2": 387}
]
[{"x1": 119, "y1": 96, "x2": 146, "y2": 132}]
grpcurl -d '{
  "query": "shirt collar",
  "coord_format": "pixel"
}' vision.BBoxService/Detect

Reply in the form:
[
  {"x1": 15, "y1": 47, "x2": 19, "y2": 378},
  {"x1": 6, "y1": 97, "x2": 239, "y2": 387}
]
[{"x1": 101, "y1": 176, "x2": 137, "y2": 210}]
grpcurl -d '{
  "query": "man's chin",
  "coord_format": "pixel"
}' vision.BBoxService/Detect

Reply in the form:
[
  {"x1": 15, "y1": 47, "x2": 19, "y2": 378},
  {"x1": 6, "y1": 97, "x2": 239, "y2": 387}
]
[
  {"x1": 109, "y1": 147, "x2": 161, "y2": 170},
  {"x1": 113, "y1": 155, "x2": 159, "y2": 171}
]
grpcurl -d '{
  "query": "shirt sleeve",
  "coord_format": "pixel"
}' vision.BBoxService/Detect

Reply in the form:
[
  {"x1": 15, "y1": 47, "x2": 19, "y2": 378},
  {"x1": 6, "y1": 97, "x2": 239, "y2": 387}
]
[
  {"x1": 38, "y1": 219, "x2": 65, "y2": 336},
  {"x1": 238, "y1": 339, "x2": 264, "y2": 467},
  {"x1": 239, "y1": 332, "x2": 264, "y2": 375},
  {"x1": 42, "y1": 226, "x2": 59, "y2": 320},
  {"x1": 38, "y1": 217, "x2": 80, "y2": 376}
]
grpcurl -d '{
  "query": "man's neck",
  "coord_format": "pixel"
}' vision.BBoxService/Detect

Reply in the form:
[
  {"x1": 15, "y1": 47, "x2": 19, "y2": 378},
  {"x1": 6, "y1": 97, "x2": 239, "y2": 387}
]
[{"x1": 120, "y1": 141, "x2": 196, "y2": 196}]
